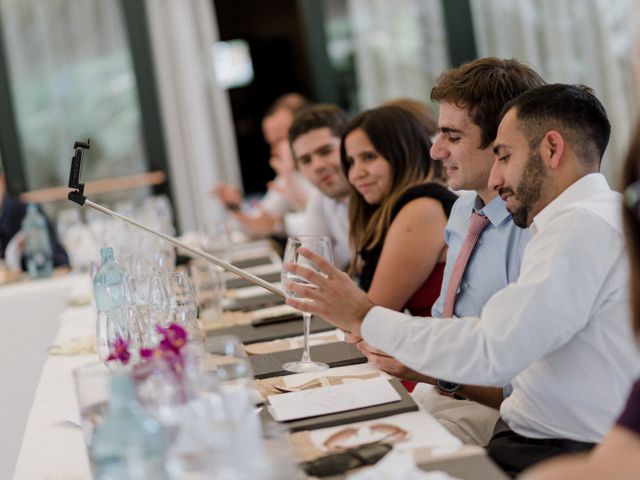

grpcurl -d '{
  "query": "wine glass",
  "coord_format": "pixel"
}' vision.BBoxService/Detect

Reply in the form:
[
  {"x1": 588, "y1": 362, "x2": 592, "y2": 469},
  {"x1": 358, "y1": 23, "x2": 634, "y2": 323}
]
[
  {"x1": 281, "y1": 235, "x2": 333, "y2": 373},
  {"x1": 127, "y1": 271, "x2": 171, "y2": 347},
  {"x1": 161, "y1": 271, "x2": 204, "y2": 349}
]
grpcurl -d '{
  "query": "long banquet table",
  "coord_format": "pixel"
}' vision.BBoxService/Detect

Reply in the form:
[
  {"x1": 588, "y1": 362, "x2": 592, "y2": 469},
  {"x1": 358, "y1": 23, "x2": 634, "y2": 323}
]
[
  {"x1": 8, "y1": 265, "x2": 507, "y2": 479},
  {"x1": 1, "y1": 273, "x2": 90, "y2": 480}
]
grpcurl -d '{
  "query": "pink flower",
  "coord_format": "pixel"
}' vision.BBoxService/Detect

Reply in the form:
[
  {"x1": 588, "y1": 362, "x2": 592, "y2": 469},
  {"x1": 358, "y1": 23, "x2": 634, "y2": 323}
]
[
  {"x1": 140, "y1": 348, "x2": 157, "y2": 359},
  {"x1": 156, "y1": 324, "x2": 188, "y2": 354},
  {"x1": 106, "y1": 337, "x2": 131, "y2": 365}
]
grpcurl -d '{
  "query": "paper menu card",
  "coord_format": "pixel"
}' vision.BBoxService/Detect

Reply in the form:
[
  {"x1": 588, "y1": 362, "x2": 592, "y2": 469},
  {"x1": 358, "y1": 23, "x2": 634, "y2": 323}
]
[
  {"x1": 282, "y1": 362, "x2": 383, "y2": 387},
  {"x1": 268, "y1": 378, "x2": 401, "y2": 422}
]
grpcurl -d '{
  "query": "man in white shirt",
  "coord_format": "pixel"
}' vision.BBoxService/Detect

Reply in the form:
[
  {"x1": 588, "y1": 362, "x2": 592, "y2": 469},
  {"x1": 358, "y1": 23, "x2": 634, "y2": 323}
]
[
  {"x1": 283, "y1": 84, "x2": 640, "y2": 475},
  {"x1": 212, "y1": 93, "x2": 313, "y2": 236},
  {"x1": 287, "y1": 105, "x2": 351, "y2": 269}
]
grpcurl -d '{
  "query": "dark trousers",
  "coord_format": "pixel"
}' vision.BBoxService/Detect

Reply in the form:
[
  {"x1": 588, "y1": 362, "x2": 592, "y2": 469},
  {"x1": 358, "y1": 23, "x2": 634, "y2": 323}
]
[{"x1": 486, "y1": 429, "x2": 595, "y2": 478}]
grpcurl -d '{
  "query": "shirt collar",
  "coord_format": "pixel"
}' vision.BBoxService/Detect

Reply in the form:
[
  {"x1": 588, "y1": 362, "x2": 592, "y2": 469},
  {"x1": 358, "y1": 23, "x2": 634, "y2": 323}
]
[
  {"x1": 530, "y1": 173, "x2": 610, "y2": 234},
  {"x1": 473, "y1": 193, "x2": 511, "y2": 227}
]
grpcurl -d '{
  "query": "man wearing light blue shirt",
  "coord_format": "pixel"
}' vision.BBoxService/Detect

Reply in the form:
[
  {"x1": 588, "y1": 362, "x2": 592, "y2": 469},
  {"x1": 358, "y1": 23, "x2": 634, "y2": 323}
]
[{"x1": 430, "y1": 193, "x2": 529, "y2": 319}]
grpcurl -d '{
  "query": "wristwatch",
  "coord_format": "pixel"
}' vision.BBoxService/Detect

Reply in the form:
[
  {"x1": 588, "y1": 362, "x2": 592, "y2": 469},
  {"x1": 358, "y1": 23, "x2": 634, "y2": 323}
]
[{"x1": 436, "y1": 379, "x2": 462, "y2": 398}]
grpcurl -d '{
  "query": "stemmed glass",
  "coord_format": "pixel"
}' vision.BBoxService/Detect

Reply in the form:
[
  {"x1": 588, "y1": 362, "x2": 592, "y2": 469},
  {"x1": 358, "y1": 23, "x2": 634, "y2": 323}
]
[
  {"x1": 281, "y1": 235, "x2": 333, "y2": 373},
  {"x1": 127, "y1": 272, "x2": 171, "y2": 348},
  {"x1": 160, "y1": 271, "x2": 204, "y2": 349}
]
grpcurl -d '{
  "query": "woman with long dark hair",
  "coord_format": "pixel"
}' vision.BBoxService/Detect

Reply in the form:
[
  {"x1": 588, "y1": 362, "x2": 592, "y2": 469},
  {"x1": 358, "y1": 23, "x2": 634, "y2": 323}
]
[{"x1": 341, "y1": 105, "x2": 456, "y2": 317}]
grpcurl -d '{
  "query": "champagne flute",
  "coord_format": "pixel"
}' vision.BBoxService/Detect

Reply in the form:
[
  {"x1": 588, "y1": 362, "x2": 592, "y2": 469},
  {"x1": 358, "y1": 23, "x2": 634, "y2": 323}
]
[{"x1": 281, "y1": 235, "x2": 333, "y2": 373}]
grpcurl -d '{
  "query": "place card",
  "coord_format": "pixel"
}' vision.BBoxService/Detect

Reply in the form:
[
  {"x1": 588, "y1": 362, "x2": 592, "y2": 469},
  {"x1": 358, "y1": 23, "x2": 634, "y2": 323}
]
[{"x1": 268, "y1": 377, "x2": 401, "y2": 422}]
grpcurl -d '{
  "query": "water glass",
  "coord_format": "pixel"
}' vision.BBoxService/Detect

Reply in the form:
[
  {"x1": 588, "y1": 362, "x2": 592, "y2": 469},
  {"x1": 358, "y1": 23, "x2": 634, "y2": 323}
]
[
  {"x1": 198, "y1": 221, "x2": 232, "y2": 263},
  {"x1": 281, "y1": 235, "x2": 333, "y2": 373},
  {"x1": 190, "y1": 259, "x2": 226, "y2": 329},
  {"x1": 161, "y1": 271, "x2": 203, "y2": 348},
  {"x1": 96, "y1": 310, "x2": 130, "y2": 367}
]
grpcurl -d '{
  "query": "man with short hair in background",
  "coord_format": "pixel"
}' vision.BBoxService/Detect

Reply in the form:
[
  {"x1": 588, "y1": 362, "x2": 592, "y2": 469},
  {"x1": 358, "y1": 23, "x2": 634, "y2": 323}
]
[
  {"x1": 212, "y1": 93, "x2": 313, "y2": 236},
  {"x1": 287, "y1": 104, "x2": 351, "y2": 270}
]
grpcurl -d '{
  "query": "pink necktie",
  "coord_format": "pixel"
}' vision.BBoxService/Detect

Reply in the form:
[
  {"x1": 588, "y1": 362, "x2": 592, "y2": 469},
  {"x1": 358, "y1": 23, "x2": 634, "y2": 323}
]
[{"x1": 442, "y1": 213, "x2": 490, "y2": 318}]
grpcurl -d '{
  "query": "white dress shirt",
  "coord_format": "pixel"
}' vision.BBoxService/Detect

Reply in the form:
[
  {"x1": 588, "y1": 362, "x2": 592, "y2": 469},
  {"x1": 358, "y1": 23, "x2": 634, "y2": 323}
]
[
  {"x1": 362, "y1": 173, "x2": 640, "y2": 442},
  {"x1": 298, "y1": 188, "x2": 350, "y2": 270}
]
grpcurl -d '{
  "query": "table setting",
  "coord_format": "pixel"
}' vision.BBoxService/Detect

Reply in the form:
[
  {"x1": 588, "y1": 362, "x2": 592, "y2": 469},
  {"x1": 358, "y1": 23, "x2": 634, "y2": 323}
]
[{"x1": 6, "y1": 228, "x2": 506, "y2": 480}]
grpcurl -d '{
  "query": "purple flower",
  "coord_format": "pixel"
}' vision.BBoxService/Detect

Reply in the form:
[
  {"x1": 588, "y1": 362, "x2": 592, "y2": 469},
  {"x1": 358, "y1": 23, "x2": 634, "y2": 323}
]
[
  {"x1": 106, "y1": 337, "x2": 131, "y2": 365},
  {"x1": 140, "y1": 347, "x2": 157, "y2": 359},
  {"x1": 156, "y1": 324, "x2": 188, "y2": 354}
]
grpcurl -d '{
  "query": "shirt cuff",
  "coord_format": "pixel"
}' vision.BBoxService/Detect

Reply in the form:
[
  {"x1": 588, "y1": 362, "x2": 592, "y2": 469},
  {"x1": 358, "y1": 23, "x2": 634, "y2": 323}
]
[{"x1": 361, "y1": 305, "x2": 408, "y2": 350}]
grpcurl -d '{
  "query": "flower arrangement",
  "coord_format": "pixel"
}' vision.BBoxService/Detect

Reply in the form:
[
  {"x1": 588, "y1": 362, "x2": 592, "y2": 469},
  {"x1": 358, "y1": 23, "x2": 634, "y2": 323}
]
[
  {"x1": 106, "y1": 323, "x2": 189, "y2": 366},
  {"x1": 107, "y1": 323, "x2": 196, "y2": 405},
  {"x1": 106, "y1": 337, "x2": 131, "y2": 364}
]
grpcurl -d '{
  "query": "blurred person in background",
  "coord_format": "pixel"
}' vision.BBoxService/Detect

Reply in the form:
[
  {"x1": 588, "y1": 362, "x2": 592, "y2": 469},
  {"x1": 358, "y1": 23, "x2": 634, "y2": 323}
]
[
  {"x1": 287, "y1": 104, "x2": 352, "y2": 270},
  {"x1": 211, "y1": 93, "x2": 313, "y2": 236},
  {"x1": 0, "y1": 166, "x2": 68, "y2": 270}
]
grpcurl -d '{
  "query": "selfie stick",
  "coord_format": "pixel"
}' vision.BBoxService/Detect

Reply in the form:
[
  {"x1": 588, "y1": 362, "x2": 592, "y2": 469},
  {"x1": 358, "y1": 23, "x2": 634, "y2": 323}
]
[{"x1": 67, "y1": 140, "x2": 284, "y2": 298}]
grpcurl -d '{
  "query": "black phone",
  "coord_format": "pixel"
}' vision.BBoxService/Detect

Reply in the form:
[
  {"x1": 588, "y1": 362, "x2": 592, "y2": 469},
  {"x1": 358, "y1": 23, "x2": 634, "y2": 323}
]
[{"x1": 68, "y1": 139, "x2": 90, "y2": 205}]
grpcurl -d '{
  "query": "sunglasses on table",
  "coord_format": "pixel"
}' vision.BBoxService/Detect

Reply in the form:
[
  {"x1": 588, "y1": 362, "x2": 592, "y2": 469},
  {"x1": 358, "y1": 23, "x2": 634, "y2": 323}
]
[
  {"x1": 300, "y1": 423, "x2": 408, "y2": 477},
  {"x1": 300, "y1": 442, "x2": 393, "y2": 477}
]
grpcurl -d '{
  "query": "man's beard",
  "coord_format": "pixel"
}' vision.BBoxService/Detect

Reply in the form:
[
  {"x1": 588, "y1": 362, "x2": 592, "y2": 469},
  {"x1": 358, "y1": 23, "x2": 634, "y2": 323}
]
[{"x1": 501, "y1": 150, "x2": 547, "y2": 228}]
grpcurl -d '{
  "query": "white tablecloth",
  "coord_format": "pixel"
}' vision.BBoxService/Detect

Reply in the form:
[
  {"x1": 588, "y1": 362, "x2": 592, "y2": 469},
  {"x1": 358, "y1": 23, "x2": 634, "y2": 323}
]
[
  {"x1": 7, "y1": 265, "x2": 479, "y2": 480},
  {"x1": 0, "y1": 273, "x2": 91, "y2": 479}
]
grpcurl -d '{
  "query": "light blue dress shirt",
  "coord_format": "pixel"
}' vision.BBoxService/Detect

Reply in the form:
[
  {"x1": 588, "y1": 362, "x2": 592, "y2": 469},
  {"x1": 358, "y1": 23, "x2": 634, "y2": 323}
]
[{"x1": 431, "y1": 192, "x2": 530, "y2": 319}]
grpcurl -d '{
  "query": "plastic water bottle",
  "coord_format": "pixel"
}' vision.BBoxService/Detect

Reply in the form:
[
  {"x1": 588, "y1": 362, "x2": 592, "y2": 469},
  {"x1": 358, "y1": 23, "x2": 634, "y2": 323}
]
[
  {"x1": 92, "y1": 375, "x2": 168, "y2": 479},
  {"x1": 93, "y1": 247, "x2": 126, "y2": 311},
  {"x1": 22, "y1": 203, "x2": 53, "y2": 279},
  {"x1": 93, "y1": 247, "x2": 126, "y2": 362}
]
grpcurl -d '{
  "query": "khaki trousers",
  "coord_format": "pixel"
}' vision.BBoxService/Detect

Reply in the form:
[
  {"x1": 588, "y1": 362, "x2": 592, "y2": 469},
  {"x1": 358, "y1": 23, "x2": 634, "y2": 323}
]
[{"x1": 412, "y1": 383, "x2": 503, "y2": 446}]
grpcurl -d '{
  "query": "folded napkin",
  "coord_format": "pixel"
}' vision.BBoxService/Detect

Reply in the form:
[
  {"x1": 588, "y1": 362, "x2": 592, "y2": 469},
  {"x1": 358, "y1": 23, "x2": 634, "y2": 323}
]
[
  {"x1": 66, "y1": 279, "x2": 94, "y2": 306},
  {"x1": 347, "y1": 450, "x2": 460, "y2": 480},
  {"x1": 48, "y1": 335, "x2": 96, "y2": 355}
]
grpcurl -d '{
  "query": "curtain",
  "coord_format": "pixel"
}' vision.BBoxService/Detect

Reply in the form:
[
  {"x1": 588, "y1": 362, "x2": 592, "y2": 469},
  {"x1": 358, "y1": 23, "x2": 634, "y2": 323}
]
[
  {"x1": 0, "y1": 0, "x2": 147, "y2": 190},
  {"x1": 346, "y1": 0, "x2": 450, "y2": 109},
  {"x1": 145, "y1": 0, "x2": 239, "y2": 232},
  {"x1": 471, "y1": 0, "x2": 640, "y2": 186}
]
